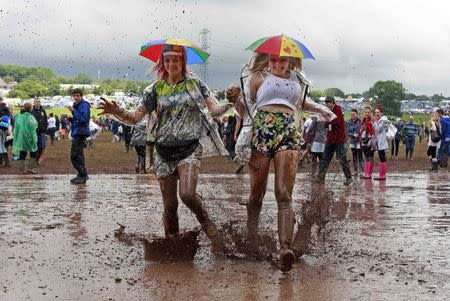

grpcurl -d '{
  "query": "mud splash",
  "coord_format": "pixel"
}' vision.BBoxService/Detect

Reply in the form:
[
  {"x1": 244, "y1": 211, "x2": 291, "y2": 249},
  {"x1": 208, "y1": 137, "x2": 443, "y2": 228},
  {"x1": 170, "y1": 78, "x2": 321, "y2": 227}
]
[{"x1": 0, "y1": 173, "x2": 449, "y2": 300}]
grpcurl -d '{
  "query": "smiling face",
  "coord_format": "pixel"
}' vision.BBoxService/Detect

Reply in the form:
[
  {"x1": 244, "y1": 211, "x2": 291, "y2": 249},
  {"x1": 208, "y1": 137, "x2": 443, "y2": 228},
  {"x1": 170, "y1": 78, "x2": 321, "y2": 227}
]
[
  {"x1": 351, "y1": 111, "x2": 357, "y2": 119},
  {"x1": 268, "y1": 55, "x2": 289, "y2": 77},
  {"x1": 375, "y1": 108, "x2": 382, "y2": 119},
  {"x1": 364, "y1": 108, "x2": 372, "y2": 118},
  {"x1": 163, "y1": 55, "x2": 183, "y2": 78}
]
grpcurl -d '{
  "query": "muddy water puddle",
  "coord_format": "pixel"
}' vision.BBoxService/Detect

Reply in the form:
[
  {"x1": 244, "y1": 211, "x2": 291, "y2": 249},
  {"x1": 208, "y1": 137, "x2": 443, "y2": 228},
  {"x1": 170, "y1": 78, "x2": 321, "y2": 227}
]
[{"x1": 0, "y1": 173, "x2": 449, "y2": 300}]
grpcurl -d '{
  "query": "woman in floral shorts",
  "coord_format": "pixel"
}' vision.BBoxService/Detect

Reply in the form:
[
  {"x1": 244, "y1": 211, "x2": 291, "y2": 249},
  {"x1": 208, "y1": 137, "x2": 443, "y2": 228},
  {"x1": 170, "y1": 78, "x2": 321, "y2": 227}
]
[{"x1": 243, "y1": 52, "x2": 335, "y2": 271}]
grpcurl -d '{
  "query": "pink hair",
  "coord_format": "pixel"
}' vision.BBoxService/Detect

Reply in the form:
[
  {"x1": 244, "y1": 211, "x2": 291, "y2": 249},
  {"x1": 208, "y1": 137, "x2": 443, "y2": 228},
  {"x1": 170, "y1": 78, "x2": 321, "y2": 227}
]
[
  {"x1": 376, "y1": 104, "x2": 384, "y2": 113},
  {"x1": 151, "y1": 46, "x2": 188, "y2": 80}
]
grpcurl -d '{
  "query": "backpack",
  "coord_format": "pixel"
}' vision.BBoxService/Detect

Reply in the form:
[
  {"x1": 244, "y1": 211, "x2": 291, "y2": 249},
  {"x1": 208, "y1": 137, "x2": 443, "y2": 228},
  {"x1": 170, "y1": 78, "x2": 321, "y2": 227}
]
[
  {"x1": 0, "y1": 115, "x2": 10, "y2": 131},
  {"x1": 430, "y1": 121, "x2": 441, "y2": 143}
]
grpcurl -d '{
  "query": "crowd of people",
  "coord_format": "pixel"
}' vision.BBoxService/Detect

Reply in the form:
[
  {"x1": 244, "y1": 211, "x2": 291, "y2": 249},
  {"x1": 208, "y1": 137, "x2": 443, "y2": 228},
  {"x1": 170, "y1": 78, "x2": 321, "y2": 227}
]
[{"x1": 1, "y1": 41, "x2": 449, "y2": 273}]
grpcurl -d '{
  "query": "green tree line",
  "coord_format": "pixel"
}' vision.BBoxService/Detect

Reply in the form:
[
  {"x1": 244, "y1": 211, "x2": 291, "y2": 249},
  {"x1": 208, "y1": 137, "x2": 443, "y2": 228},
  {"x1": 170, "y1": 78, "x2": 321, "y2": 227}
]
[{"x1": 0, "y1": 64, "x2": 149, "y2": 99}]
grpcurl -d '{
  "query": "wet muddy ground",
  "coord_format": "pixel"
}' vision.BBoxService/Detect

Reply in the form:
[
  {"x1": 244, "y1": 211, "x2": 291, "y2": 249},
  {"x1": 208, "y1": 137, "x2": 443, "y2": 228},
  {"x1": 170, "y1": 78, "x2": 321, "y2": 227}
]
[
  {"x1": 0, "y1": 131, "x2": 442, "y2": 175},
  {"x1": 0, "y1": 173, "x2": 449, "y2": 300}
]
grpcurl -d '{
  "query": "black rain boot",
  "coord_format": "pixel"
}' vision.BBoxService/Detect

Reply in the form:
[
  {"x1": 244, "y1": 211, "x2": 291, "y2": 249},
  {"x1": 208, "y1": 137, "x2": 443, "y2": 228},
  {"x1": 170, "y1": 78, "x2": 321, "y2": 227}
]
[
  {"x1": 139, "y1": 156, "x2": 146, "y2": 174},
  {"x1": 135, "y1": 156, "x2": 140, "y2": 173},
  {"x1": 431, "y1": 161, "x2": 439, "y2": 172}
]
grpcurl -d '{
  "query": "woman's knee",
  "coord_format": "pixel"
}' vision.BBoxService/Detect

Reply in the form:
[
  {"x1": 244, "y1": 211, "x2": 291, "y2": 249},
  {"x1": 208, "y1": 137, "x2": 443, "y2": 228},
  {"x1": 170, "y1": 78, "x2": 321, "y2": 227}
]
[
  {"x1": 275, "y1": 185, "x2": 292, "y2": 209},
  {"x1": 277, "y1": 196, "x2": 292, "y2": 210},
  {"x1": 178, "y1": 189, "x2": 197, "y2": 204}
]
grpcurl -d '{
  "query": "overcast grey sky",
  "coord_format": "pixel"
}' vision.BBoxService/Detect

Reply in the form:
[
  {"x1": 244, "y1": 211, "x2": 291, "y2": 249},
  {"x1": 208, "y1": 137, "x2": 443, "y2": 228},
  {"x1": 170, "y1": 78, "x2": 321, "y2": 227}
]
[{"x1": 1, "y1": 0, "x2": 449, "y2": 95}]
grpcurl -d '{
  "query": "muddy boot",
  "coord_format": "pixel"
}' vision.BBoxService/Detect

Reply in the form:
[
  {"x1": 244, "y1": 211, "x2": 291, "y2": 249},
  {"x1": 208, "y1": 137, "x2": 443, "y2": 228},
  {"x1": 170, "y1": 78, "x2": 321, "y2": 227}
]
[
  {"x1": 0, "y1": 154, "x2": 3, "y2": 166},
  {"x1": 163, "y1": 208, "x2": 179, "y2": 236},
  {"x1": 293, "y1": 220, "x2": 312, "y2": 258},
  {"x1": 202, "y1": 218, "x2": 226, "y2": 256},
  {"x1": 278, "y1": 207, "x2": 295, "y2": 272},
  {"x1": 246, "y1": 200, "x2": 262, "y2": 246},
  {"x1": 27, "y1": 159, "x2": 37, "y2": 174},
  {"x1": 186, "y1": 194, "x2": 225, "y2": 256},
  {"x1": 409, "y1": 149, "x2": 414, "y2": 161},
  {"x1": 18, "y1": 160, "x2": 26, "y2": 174}
]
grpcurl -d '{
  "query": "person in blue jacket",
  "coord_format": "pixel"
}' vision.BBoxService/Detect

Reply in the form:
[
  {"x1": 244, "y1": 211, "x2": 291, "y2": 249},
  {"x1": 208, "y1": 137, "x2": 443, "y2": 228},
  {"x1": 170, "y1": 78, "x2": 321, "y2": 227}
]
[
  {"x1": 67, "y1": 88, "x2": 91, "y2": 184},
  {"x1": 437, "y1": 108, "x2": 450, "y2": 168}
]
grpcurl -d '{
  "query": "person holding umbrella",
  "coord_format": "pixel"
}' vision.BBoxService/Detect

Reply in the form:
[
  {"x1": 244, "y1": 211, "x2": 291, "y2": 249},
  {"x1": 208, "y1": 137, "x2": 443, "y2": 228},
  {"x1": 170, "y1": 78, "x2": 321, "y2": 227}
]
[
  {"x1": 240, "y1": 34, "x2": 336, "y2": 271},
  {"x1": 99, "y1": 40, "x2": 237, "y2": 255}
]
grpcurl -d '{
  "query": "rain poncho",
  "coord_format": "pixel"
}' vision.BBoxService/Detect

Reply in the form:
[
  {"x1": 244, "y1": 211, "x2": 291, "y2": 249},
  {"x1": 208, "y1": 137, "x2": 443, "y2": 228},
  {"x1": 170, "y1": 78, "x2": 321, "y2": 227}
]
[{"x1": 12, "y1": 112, "x2": 38, "y2": 155}]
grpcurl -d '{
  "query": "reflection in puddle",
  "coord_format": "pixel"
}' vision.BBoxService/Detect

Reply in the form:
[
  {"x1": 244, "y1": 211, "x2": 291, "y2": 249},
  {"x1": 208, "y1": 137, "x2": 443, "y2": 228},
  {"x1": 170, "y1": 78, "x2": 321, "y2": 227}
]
[{"x1": 0, "y1": 173, "x2": 448, "y2": 300}]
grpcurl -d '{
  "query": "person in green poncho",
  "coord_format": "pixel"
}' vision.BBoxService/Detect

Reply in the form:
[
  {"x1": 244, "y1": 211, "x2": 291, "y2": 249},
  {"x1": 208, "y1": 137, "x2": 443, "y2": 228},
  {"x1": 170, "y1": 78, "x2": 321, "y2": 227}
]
[{"x1": 13, "y1": 102, "x2": 38, "y2": 174}]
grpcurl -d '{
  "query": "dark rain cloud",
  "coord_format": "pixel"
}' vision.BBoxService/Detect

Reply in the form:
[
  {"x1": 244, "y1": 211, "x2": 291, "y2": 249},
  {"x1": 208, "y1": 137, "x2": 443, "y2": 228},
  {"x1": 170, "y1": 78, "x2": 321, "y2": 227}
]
[{"x1": 0, "y1": 0, "x2": 449, "y2": 95}]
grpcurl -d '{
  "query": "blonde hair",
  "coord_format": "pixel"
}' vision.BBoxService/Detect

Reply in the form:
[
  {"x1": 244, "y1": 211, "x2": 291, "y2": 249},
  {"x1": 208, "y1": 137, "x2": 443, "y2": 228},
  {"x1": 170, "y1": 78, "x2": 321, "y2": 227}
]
[
  {"x1": 431, "y1": 111, "x2": 439, "y2": 122},
  {"x1": 246, "y1": 53, "x2": 302, "y2": 73}
]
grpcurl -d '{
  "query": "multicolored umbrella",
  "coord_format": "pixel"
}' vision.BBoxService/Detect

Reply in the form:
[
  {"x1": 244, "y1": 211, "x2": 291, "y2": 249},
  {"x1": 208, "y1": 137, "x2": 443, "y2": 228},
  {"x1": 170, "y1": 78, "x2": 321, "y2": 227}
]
[
  {"x1": 139, "y1": 38, "x2": 210, "y2": 64},
  {"x1": 246, "y1": 34, "x2": 315, "y2": 59}
]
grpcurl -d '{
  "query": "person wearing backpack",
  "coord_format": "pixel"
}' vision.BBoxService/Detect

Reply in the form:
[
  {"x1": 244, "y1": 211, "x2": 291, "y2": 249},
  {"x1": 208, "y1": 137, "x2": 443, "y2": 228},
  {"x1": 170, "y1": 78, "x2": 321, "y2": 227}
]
[{"x1": 427, "y1": 111, "x2": 441, "y2": 172}]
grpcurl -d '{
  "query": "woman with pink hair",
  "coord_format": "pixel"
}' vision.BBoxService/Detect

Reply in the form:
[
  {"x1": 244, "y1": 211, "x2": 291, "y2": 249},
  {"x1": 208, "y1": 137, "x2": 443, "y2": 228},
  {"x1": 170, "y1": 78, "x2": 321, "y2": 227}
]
[{"x1": 99, "y1": 44, "x2": 239, "y2": 256}]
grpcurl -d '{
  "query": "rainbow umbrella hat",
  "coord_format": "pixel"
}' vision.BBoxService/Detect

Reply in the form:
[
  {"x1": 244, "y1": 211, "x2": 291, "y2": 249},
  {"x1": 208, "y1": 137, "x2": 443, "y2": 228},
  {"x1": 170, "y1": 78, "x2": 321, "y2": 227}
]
[
  {"x1": 140, "y1": 38, "x2": 210, "y2": 65},
  {"x1": 246, "y1": 34, "x2": 315, "y2": 59}
]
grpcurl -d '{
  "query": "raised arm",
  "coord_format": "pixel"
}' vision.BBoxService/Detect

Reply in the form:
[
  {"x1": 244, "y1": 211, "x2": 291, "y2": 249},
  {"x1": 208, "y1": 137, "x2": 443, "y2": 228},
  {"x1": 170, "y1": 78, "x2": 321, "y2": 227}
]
[
  {"x1": 302, "y1": 98, "x2": 336, "y2": 122},
  {"x1": 99, "y1": 98, "x2": 148, "y2": 125}
]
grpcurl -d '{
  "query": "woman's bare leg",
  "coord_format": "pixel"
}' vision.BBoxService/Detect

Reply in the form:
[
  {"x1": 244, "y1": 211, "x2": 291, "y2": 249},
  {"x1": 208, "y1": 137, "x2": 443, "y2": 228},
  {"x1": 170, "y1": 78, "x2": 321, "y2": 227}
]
[
  {"x1": 178, "y1": 164, "x2": 225, "y2": 255},
  {"x1": 247, "y1": 151, "x2": 271, "y2": 244},
  {"x1": 159, "y1": 175, "x2": 179, "y2": 236}
]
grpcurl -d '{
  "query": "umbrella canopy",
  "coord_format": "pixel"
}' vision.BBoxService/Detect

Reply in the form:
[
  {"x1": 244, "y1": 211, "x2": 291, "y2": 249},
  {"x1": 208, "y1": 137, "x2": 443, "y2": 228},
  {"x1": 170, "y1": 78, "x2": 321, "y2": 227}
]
[
  {"x1": 140, "y1": 38, "x2": 210, "y2": 64},
  {"x1": 246, "y1": 34, "x2": 315, "y2": 59}
]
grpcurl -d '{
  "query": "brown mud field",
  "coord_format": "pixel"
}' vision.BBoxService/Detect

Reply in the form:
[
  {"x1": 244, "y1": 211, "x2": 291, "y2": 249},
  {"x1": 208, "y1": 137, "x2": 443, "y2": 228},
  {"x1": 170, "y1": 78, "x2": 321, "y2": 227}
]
[
  {"x1": 1, "y1": 171, "x2": 449, "y2": 300},
  {"x1": 1, "y1": 132, "x2": 449, "y2": 300},
  {"x1": 0, "y1": 131, "x2": 446, "y2": 175}
]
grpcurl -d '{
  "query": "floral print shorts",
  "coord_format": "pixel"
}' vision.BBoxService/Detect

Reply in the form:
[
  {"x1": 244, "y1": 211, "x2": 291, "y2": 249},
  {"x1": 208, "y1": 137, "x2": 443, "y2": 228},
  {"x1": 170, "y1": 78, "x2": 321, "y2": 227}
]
[{"x1": 252, "y1": 110, "x2": 301, "y2": 157}]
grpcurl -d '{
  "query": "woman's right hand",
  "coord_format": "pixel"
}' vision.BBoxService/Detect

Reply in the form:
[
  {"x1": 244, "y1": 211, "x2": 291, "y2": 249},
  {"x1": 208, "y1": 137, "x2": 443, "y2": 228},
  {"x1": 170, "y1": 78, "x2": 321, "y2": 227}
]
[
  {"x1": 98, "y1": 97, "x2": 119, "y2": 115},
  {"x1": 225, "y1": 85, "x2": 241, "y2": 104}
]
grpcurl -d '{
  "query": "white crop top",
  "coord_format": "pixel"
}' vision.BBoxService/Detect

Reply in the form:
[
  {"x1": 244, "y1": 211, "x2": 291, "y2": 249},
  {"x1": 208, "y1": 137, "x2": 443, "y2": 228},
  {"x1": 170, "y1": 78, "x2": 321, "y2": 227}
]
[{"x1": 255, "y1": 71, "x2": 302, "y2": 111}]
